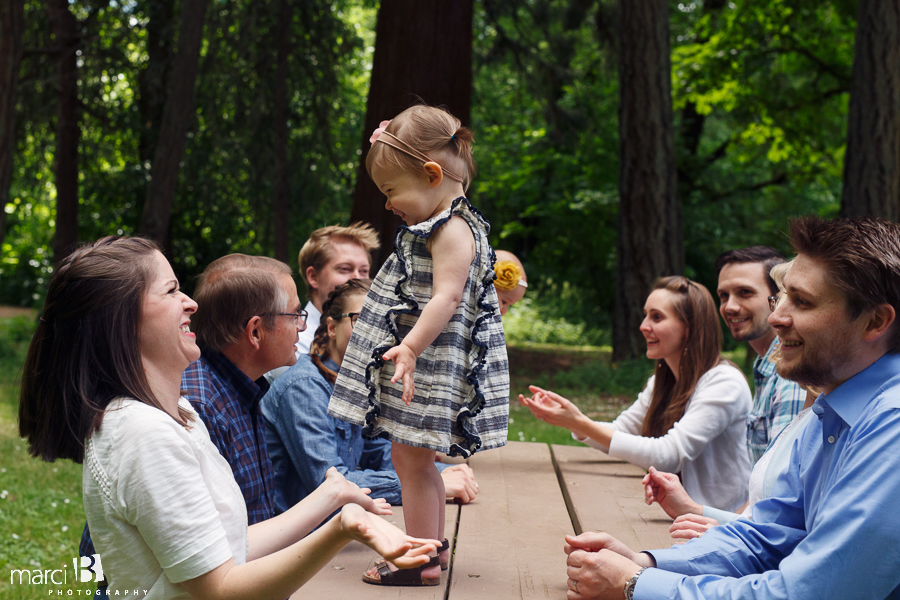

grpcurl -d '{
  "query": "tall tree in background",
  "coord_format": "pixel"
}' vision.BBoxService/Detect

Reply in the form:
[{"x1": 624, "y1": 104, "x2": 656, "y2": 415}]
[
  {"x1": 48, "y1": 0, "x2": 79, "y2": 263},
  {"x1": 613, "y1": 0, "x2": 682, "y2": 361},
  {"x1": 139, "y1": 0, "x2": 209, "y2": 246},
  {"x1": 272, "y1": 0, "x2": 293, "y2": 264},
  {"x1": 0, "y1": 0, "x2": 24, "y2": 251},
  {"x1": 351, "y1": 0, "x2": 473, "y2": 266},
  {"x1": 840, "y1": 0, "x2": 900, "y2": 220},
  {"x1": 138, "y1": 0, "x2": 175, "y2": 166}
]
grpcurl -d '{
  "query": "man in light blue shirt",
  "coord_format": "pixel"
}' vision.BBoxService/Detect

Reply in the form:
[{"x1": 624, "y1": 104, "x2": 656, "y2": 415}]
[{"x1": 563, "y1": 216, "x2": 900, "y2": 600}]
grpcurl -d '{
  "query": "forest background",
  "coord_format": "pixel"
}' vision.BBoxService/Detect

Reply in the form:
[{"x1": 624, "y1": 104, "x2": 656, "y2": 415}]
[
  {"x1": 1, "y1": 2, "x2": 899, "y2": 592},
  {"x1": 4, "y1": 0, "x2": 897, "y2": 357}
]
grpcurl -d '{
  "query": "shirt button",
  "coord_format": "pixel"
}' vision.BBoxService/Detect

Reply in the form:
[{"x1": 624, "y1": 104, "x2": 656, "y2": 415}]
[{"x1": 827, "y1": 435, "x2": 836, "y2": 444}]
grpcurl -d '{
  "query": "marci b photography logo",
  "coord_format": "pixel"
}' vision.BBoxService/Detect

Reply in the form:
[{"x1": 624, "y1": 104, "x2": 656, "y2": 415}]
[{"x1": 9, "y1": 553, "x2": 103, "y2": 586}]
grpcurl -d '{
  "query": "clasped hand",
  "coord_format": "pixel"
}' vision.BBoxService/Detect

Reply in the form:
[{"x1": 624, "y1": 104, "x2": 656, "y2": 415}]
[{"x1": 563, "y1": 532, "x2": 651, "y2": 599}]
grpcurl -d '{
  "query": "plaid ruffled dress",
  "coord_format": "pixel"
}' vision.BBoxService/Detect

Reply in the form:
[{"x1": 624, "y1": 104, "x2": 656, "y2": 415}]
[{"x1": 327, "y1": 197, "x2": 509, "y2": 457}]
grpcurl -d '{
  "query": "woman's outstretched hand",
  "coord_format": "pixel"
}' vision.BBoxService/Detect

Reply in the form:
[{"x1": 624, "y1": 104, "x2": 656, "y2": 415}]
[
  {"x1": 322, "y1": 467, "x2": 392, "y2": 516},
  {"x1": 340, "y1": 504, "x2": 439, "y2": 569},
  {"x1": 642, "y1": 466, "x2": 702, "y2": 520},
  {"x1": 518, "y1": 385, "x2": 585, "y2": 430},
  {"x1": 383, "y1": 343, "x2": 417, "y2": 405}
]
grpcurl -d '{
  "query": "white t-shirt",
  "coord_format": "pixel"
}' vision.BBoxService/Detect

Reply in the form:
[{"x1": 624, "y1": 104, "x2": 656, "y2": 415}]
[
  {"x1": 83, "y1": 398, "x2": 248, "y2": 599},
  {"x1": 266, "y1": 301, "x2": 321, "y2": 383},
  {"x1": 575, "y1": 363, "x2": 752, "y2": 511},
  {"x1": 296, "y1": 301, "x2": 321, "y2": 356}
]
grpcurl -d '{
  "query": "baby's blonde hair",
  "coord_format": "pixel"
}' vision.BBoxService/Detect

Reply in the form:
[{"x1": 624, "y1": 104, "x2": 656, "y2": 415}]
[{"x1": 366, "y1": 105, "x2": 476, "y2": 190}]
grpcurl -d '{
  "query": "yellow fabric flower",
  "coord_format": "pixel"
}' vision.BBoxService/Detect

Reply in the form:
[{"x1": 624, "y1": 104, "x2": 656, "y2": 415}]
[{"x1": 494, "y1": 260, "x2": 522, "y2": 291}]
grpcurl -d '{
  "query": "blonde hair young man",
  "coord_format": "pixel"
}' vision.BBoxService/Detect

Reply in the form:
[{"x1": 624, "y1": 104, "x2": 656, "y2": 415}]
[{"x1": 267, "y1": 223, "x2": 380, "y2": 382}]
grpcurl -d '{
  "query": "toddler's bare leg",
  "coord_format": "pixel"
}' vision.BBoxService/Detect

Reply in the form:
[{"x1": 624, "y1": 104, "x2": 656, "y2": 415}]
[{"x1": 391, "y1": 441, "x2": 444, "y2": 578}]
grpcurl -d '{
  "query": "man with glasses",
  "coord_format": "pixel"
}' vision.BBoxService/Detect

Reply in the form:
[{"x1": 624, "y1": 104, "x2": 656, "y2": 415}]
[
  {"x1": 181, "y1": 254, "x2": 305, "y2": 524},
  {"x1": 714, "y1": 246, "x2": 806, "y2": 466}
]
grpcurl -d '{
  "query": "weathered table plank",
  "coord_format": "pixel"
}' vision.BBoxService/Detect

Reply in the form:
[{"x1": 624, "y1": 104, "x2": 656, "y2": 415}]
[
  {"x1": 294, "y1": 504, "x2": 459, "y2": 599},
  {"x1": 551, "y1": 444, "x2": 676, "y2": 552},
  {"x1": 449, "y1": 441, "x2": 573, "y2": 600}
]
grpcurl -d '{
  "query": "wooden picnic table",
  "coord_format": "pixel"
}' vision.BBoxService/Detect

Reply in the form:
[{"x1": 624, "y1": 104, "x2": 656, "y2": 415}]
[{"x1": 297, "y1": 441, "x2": 675, "y2": 599}]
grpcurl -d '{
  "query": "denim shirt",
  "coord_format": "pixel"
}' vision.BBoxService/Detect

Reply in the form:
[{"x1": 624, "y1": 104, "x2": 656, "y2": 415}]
[{"x1": 261, "y1": 354, "x2": 404, "y2": 514}]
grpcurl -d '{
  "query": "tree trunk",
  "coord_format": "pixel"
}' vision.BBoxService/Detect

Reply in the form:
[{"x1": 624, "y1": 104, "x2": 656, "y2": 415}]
[
  {"x1": 840, "y1": 0, "x2": 900, "y2": 220},
  {"x1": 49, "y1": 0, "x2": 80, "y2": 263},
  {"x1": 138, "y1": 0, "x2": 176, "y2": 165},
  {"x1": 0, "y1": 0, "x2": 24, "y2": 252},
  {"x1": 351, "y1": 0, "x2": 473, "y2": 268},
  {"x1": 613, "y1": 0, "x2": 682, "y2": 361},
  {"x1": 139, "y1": 0, "x2": 209, "y2": 246},
  {"x1": 272, "y1": 0, "x2": 292, "y2": 264}
]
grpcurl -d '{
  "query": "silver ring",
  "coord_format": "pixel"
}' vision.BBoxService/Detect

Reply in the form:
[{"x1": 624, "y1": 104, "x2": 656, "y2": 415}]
[{"x1": 573, "y1": 579, "x2": 578, "y2": 593}]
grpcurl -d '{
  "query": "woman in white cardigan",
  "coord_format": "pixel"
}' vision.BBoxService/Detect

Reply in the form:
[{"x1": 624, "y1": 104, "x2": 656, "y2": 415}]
[{"x1": 520, "y1": 276, "x2": 751, "y2": 511}]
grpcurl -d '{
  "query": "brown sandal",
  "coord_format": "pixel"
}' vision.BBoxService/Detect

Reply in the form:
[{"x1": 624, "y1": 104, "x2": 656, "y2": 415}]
[
  {"x1": 371, "y1": 538, "x2": 450, "y2": 573},
  {"x1": 362, "y1": 555, "x2": 441, "y2": 586}
]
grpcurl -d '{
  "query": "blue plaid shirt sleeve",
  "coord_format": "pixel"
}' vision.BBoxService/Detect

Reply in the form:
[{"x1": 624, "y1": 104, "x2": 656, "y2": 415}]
[
  {"x1": 181, "y1": 354, "x2": 275, "y2": 525},
  {"x1": 747, "y1": 341, "x2": 807, "y2": 465}
]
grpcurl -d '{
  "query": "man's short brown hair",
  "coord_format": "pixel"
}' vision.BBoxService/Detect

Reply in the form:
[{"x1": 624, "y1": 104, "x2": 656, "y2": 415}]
[
  {"x1": 790, "y1": 216, "x2": 900, "y2": 352},
  {"x1": 298, "y1": 222, "x2": 380, "y2": 298},
  {"x1": 192, "y1": 254, "x2": 293, "y2": 353},
  {"x1": 714, "y1": 246, "x2": 786, "y2": 295}
]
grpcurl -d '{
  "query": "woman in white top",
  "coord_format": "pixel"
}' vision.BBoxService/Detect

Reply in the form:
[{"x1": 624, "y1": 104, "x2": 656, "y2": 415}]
[
  {"x1": 519, "y1": 276, "x2": 752, "y2": 511},
  {"x1": 643, "y1": 260, "x2": 819, "y2": 538},
  {"x1": 18, "y1": 236, "x2": 436, "y2": 600}
]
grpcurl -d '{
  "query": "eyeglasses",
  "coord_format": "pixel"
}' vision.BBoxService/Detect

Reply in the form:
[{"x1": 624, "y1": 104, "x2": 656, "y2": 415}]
[
  {"x1": 270, "y1": 310, "x2": 309, "y2": 326},
  {"x1": 767, "y1": 295, "x2": 781, "y2": 312},
  {"x1": 338, "y1": 312, "x2": 360, "y2": 328}
]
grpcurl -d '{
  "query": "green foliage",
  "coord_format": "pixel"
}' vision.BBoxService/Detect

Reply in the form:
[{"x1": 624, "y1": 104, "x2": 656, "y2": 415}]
[
  {"x1": 473, "y1": 0, "x2": 620, "y2": 331},
  {"x1": 3, "y1": 0, "x2": 376, "y2": 302},
  {"x1": 503, "y1": 296, "x2": 608, "y2": 346},
  {"x1": 3, "y1": 0, "x2": 858, "y2": 332},
  {"x1": 670, "y1": 0, "x2": 851, "y2": 293}
]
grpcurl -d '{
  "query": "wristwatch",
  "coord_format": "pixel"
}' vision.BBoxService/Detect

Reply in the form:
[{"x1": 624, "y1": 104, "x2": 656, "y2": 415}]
[{"x1": 623, "y1": 567, "x2": 648, "y2": 600}]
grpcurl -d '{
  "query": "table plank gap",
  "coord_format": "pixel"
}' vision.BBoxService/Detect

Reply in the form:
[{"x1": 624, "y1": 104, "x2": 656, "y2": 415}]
[{"x1": 450, "y1": 441, "x2": 572, "y2": 600}]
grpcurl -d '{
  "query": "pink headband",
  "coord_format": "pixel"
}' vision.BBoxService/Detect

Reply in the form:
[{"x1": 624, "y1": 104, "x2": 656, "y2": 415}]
[{"x1": 372, "y1": 128, "x2": 466, "y2": 188}]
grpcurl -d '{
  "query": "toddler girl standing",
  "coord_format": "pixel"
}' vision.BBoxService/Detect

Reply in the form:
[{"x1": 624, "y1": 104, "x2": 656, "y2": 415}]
[{"x1": 328, "y1": 105, "x2": 509, "y2": 586}]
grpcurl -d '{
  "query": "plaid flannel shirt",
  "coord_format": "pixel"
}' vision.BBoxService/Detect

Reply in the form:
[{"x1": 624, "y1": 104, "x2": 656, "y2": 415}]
[
  {"x1": 747, "y1": 337, "x2": 807, "y2": 465},
  {"x1": 182, "y1": 349, "x2": 275, "y2": 525}
]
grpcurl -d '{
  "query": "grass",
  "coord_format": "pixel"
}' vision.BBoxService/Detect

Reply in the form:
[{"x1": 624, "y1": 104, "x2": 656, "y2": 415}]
[
  {"x1": 0, "y1": 314, "x2": 752, "y2": 598},
  {"x1": 0, "y1": 316, "x2": 95, "y2": 598}
]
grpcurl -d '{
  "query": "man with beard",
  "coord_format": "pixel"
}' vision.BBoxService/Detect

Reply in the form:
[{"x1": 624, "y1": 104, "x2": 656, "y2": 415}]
[
  {"x1": 563, "y1": 216, "x2": 900, "y2": 600},
  {"x1": 715, "y1": 247, "x2": 806, "y2": 465}
]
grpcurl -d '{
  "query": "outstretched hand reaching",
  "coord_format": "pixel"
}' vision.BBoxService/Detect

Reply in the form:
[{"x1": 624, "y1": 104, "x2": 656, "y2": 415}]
[
  {"x1": 340, "y1": 504, "x2": 439, "y2": 569},
  {"x1": 321, "y1": 467, "x2": 392, "y2": 516}
]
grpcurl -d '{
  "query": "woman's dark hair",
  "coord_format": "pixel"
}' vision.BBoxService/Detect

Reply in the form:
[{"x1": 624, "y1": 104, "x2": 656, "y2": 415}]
[
  {"x1": 309, "y1": 279, "x2": 372, "y2": 383},
  {"x1": 641, "y1": 276, "x2": 724, "y2": 438},
  {"x1": 18, "y1": 236, "x2": 192, "y2": 464}
]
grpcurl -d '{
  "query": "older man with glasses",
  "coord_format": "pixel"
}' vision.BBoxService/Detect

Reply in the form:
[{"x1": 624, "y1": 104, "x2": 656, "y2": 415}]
[{"x1": 181, "y1": 254, "x2": 306, "y2": 525}]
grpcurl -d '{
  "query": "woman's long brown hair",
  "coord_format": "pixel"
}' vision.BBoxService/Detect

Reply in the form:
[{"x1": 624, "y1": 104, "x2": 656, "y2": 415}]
[
  {"x1": 641, "y1": 276, "x2": 725, "y2": 438},
  {"x1": 18, "y1": 236, "x2": 192, "y2": 464},
  {"x1": 309, "y1": 279, "x2": 372, "y2": 383}
]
